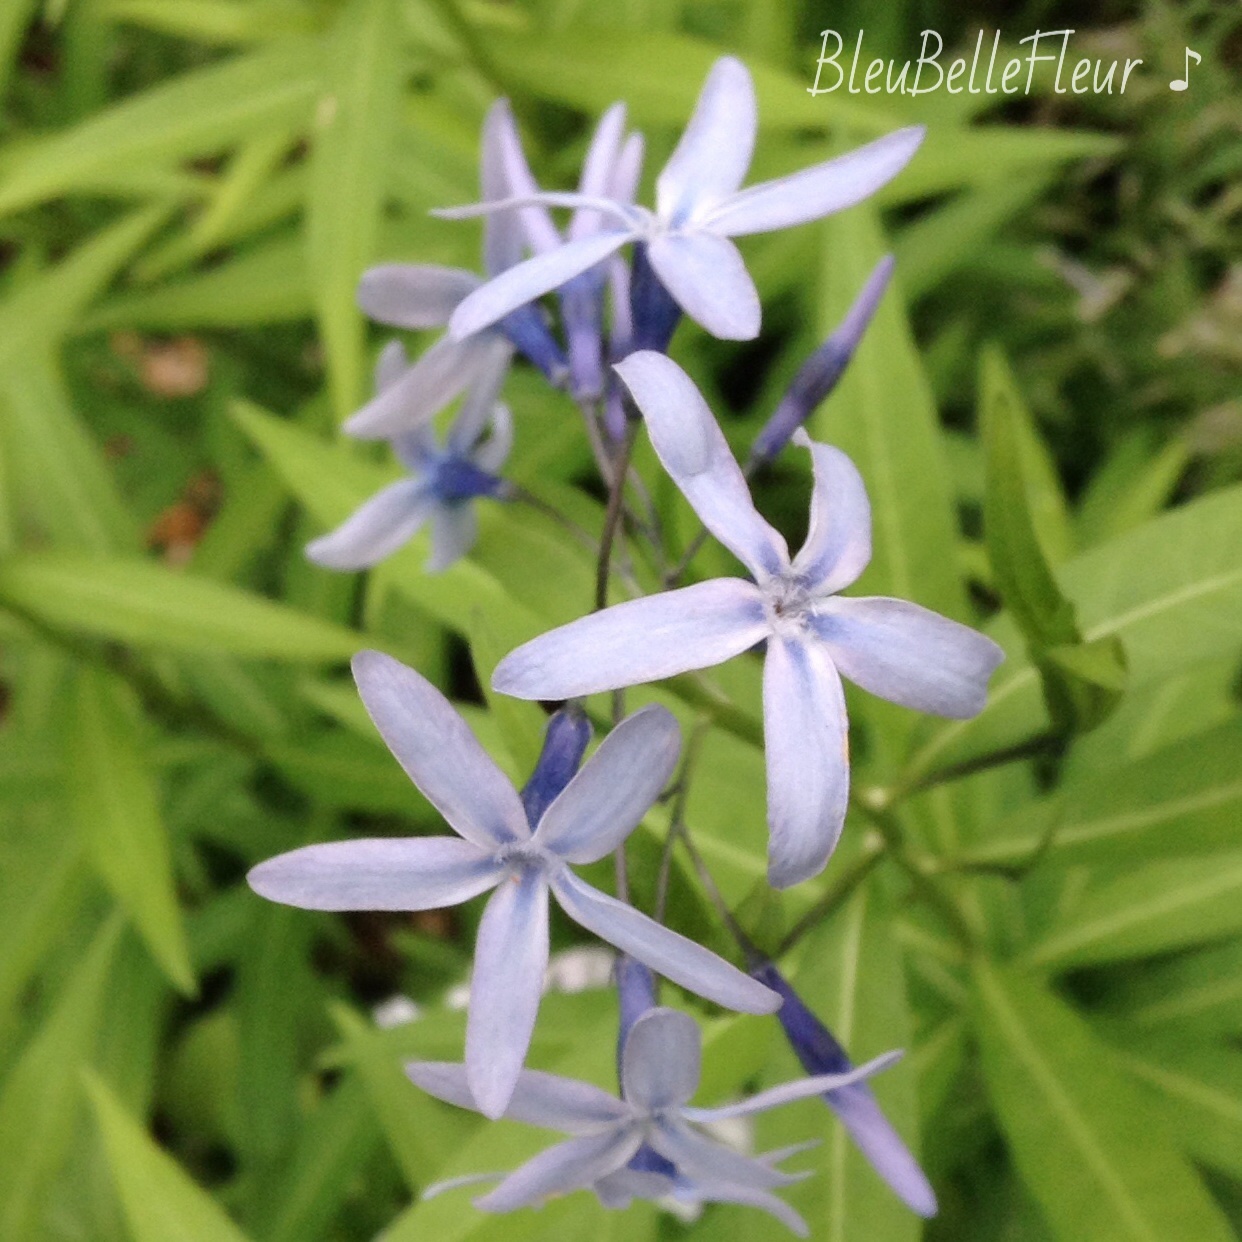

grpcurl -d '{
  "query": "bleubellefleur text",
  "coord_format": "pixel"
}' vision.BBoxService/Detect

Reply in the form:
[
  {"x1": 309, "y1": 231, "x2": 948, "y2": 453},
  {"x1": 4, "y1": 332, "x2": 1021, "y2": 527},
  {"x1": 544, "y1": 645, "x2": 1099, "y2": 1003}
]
[{"x1": 810, "y1": 29, "x2": 1143, "y2": 96}]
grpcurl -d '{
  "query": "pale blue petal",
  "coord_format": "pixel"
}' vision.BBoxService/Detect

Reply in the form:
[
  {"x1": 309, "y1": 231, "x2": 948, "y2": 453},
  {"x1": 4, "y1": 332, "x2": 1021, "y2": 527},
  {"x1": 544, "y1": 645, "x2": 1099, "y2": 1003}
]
[
  {"x1": 248, "y1": 837, "x2": 501, "y2": 911},
  {"x1": 549, "y1": 869, "x2": 779, "y2": 1014},
  {"x1": 682, "y1": 1051, "x2": 902, "y2": 1120},
  {"x1": 481, "y1": 98, "x2": 561, "y2": 264},
  {"x1": 407, "y1": 1061, "x2": 627, "y2": 1132},
  {"x1": 357, "y1": 264, "x2": 479, "y2": 328},
  {"x1": 344, "y1": 333, "x2": 512, "y2": 439},
  {"x1": 593, "y1": 1168, "x2": 674, "y2": 1209},
  {"x1": 374, "y1": 338, "x2": 410, "y2": 392},
  {"x1": 449, "y1": 231, "x2": 634, "y2": 340},
  {"x1": 533, "y1": 705, "x2": 679, "y2": 864},
  {"x1": 614, "y1": 352, "x2": 788, "y2": 578},
  {"x1": 647, "y1": 231, "x2": 761, "y2": 340},
  {"x1": 649, "y1": 1117, "x2": 788, "y2": 1191},
  {"x1": 620, "y1": 1008, "x2": 700, "y2": 1111},
  {"x1": 422, "y1": 1172, "x2": 504, "y2": 1201},
  {"x1": 470, "y1": 402, "x2": 513, "y2": 474},
  {"x1": 811, "y1": 596, "x2": 1005, "y2": 718},
  {"x1": 492, "y1": 578, "x2": 768, "y2": 701},
  {"x1": 609, "y1": 132, "x2": 644, "y2": 204},
  {"x1": 446, "y1": 346, "x2": 510, "y2": 453},
  {"x1": 701, "y1": 126, "x2": 926, "y2": 238},
  {"x1": 475, "y1": 1129, "x2": 643, "y2": 1212},
  {"x1": 824, "y1": 1081, "x2": 938, "y2": 1217},
  {"x1": 467, "y1": 871, "x2": 550, "y2": 1119},
  {"x1": 675, "y1": 1176, "x2": 810, "y2": 1236},
  {"x1": 305, "y1": 480, "x2": 434, "y2": 571},
  {"x1": 352, "y1": 651, "x2": 529, "y2": 848},
  {"x1": 569, "y1": 102, "x2": 627, "y2": 242},
  {"x1": 789, "y1": 434, "x2": 872, "y2": 592},
  {"x1": 427, "y1": 505, "x2": 477, "y2": 573},
  {"x1": 656, "y1": 56, "x2": 755, "y2": 225},
  {"x1": 763, "y1": 636, "x2": 850, "y2": 889}
]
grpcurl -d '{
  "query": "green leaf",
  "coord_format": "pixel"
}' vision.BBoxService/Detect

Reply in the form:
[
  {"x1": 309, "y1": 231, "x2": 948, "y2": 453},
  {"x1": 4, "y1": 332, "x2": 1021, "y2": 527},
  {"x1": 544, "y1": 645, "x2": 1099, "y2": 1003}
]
[
  {"x1": 84, "y1": 1071, "x2": 254, "y2": 1242},
  {"x1": 908, "y1": 483, "x2": 1242, "y2": 782},
  {"x1": 0, "y1": 917, "x2": 122, "y2": 1239},
  {"x1": 0, "y1": 40, "x2": 323, "y2": 217},
  {"x1": 68, "y1": 667, "x2": 195, "y2": 994},
  {"x1": 0, "y1": 0, "x2": 41, "y2": 101},
  {"x1": 774, "y1": 880, "x2": 924, "y2": 1241},
  {"x1": 307, "y1": 0, "x2": 402, "y2": 417},
  {"x1": 0, "y1": 551, "x2": 362, "y2": 660},
  {"x1": 99, "y1": 0, "x2": 321, "y2": 45},
  {"x1": 1024, "y1": 852, "x2": 1242, "y2": 971},
  {"x1": 972, "y1": 960, "x2": 1233, "y2": 1242},
  {"x1": 963, "y1": 717, "x2": 1242, "y2": 870}
]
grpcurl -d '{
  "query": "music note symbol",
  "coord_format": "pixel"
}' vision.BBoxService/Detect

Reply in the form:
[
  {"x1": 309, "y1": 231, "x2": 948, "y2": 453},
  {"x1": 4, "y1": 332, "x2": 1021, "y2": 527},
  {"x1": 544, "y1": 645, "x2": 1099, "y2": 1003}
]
[{"x1": 1170, "y1": 47, "x2": 1201, "y2": 91}]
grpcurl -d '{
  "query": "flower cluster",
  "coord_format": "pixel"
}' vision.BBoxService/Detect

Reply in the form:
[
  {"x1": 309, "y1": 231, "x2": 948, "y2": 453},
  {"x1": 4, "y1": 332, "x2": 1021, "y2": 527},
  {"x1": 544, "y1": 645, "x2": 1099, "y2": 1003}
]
[{"x1": 250, "y1": 53, "x2": 1003, "y2": 1230}]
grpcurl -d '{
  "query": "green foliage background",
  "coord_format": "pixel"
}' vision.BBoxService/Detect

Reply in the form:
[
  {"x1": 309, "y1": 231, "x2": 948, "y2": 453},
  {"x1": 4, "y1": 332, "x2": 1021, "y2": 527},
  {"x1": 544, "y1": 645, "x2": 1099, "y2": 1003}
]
[{"x1": 0, "y1": 1, "x2": 1240, "y2": 1239}]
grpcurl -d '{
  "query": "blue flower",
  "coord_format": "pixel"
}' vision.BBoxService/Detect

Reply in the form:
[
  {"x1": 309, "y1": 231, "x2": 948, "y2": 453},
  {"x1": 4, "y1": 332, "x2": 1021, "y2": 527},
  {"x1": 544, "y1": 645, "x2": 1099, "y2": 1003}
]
[
  {"x1": 409, "y1": 1006, "x2": 900, "y2": 1231},
  {"x1": 437, "y1": 58, "x2": 924, "y2": 343},
  {"x1": 752, "y1": 961, "x2": 938, "y2": 1218},
  {"x1": 248, "y1": 653, "x2": 778, "y2": 1118},
  {"x1": 493, "y1": 353, "x2": 1005, "y2": 887},
  {"x1": 306, "y1": 342, "x2": 511, "y2": 573},
  {"x1": 344, "y1": 101, "x2": 567, "y2": 440}
]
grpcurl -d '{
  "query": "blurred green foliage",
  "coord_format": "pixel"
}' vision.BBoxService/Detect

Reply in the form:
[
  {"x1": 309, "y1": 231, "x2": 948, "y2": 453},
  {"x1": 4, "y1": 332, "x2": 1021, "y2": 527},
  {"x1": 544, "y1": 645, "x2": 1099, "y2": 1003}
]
[{"x1": 0, "y1": 1, "x2": 1239, "y2": 1240}]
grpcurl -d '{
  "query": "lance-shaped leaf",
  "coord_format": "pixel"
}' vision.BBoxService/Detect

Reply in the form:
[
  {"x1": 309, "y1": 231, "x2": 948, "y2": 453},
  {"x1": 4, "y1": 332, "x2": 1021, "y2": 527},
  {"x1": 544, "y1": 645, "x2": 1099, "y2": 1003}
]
[
  {"x1": 85, "y1": 1071, "x2": 254, "y2": 1242},
  {"x1": 981, "y1": 343, "x2": 1126, "y2": 734},
  {"x1": 68, "y1": 669, "x2": 195, "y2": 994},
  {"x1": 973, "y1": 961, "x2": 1233, "y2": 1242}
]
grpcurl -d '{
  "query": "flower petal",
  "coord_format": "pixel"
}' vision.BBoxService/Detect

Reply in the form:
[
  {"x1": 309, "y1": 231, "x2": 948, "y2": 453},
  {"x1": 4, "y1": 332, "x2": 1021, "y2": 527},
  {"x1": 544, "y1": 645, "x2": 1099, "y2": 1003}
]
[
  {"x1": 569, "y1": 102, "x2": 628, "y2": 242},
  {"x1": 790, "y1": 435, "x2": 872, "y2": 592},
  {"x1": 481, "y1": 98, "x2": 561, "y2": 265},
  {"x1": 352, "y1": 650, "x2": 529, "y2": 848},
  {"x1": 470, "y1": 401, "x2": 513, "y2": 473},
  {"x1": 647, "y1": 231, "x2": 761, "y2": 341},
  {"x1": 680, "y1": 1178, "x2": 811, "y2": 1236},
  {"x1": 449, "y1": 231, "x2": 634, "y2": 340},
  {"x1": 649, "y1": 1117, "x2": 788, "y2": 1191},
  {"x1": 550, "y1": 869, "x2": 779, "y2": 1014},
  {"x1": 763, "y1": 636, "x2": 850, "y2": 888},
  {"x1": 305, "y1": 479, "x2": 435, "y2": 571},
  {"x1": 811, "y1": 596, "x2": 1005, "y2": 718},
  {"x1": 467, "y1": 871, "x2": 550, "y2": 1118},
  {"x1": 344, "y1": 332, "x2": 512, "y2": 439},
  {"x1": 446, "y1": 349, "x2": 511, "y2": 454},
  {"x1": 701, "y1": 126, "x2": 925, "y2": 238},
  {"x1": 615, "y1": 352, "x2": 787, "y2": 578},
  {"x1": 534, "y1": 705, "x2": 680, "y2": 863},
  {"x1": 492, "y1": 578, "x2": 768, "y2": 701},
  {"x1": 406, "y1": 1061, "x2": 627, "y2": 1133},
  {"x1": 620, "y1": 1008, "x2": 700, "y2": 1111},
  {"x1": 682, "y1": 1051, "x2": 902, "y2": 1120},
  {"x1": 374, "y1": 338, "x2": 410, "y2": 392},
  {"x1": 357, "y1": 264, "x2": 479, "y2": 328},
  {"x1": 656, "y1": 56, "x2": 755, "y2": 224},
  {"x1": 474, "y1": 1129, "x2": 643, "y2": 1212},
  {"x1": 427, "y1": 505, "x2": 477, "y2": 573},
  {"x1": 247, "y1": 837, "x2": 501, "y2": 911}
]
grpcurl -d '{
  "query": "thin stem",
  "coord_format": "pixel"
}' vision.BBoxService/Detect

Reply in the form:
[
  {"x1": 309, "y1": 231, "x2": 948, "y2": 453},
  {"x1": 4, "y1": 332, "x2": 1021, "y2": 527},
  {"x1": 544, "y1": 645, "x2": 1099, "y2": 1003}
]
[
  {"x1": 655, "y1": 716, "x2": 711, "y2": 923},
  {"x1": 595, "y1": 418, "x2": 638, "y2": 612},
  {"x1": 889, "y1": 728, "x2": 1063, "y2": 802},
  {"x1": 675, "y1": 817, "x2": 760, "y2": 967},
  {"x1": 777, "y1": 830, "x2": 886, "y2": 955}
]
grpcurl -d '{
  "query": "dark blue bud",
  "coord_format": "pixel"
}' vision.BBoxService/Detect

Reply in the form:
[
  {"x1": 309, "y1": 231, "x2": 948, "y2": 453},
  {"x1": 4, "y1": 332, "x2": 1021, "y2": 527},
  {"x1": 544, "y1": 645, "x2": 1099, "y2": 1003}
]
[
  {"x1": 559, "y1": 274, "x2": 606, "y2": 401},
  {"x1": 626, "y1": 1143, "x2": 678, "y2": 1178},
  {"x1": 520, "y1": 703, "x2": 592, "y2": 828},
  {"x1": 751, "y1": 960, "x2": 938, "y2": 1218},
  {"x1": 749, "y1": 255, "x2": 894, "y2": 466},
  {"x1": 431, "y1": 456, "x2": 507, "y2": 503},
  {"x1": 628, "y1": 243, "x2": 682, "y2": 355},
  {"x1": 500, "y1": 305, "x2": 569, "y2": 385},
  {"x1": 615, "y1": 954, "x2": 658, "y2": 1080}
]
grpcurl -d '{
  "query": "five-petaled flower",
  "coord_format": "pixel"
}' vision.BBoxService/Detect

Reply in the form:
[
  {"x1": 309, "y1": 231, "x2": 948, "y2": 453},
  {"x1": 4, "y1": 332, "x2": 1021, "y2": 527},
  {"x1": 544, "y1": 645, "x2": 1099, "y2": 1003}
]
[
  {"x1": 248, "y1": 652, "x2": 777, "y2": 1118},
  {"x1": 410, "y1": 1005, "x2": 899, "y2": 1232},
  {"x1": 438, "y1": 56, "x2": 924, "y2": 343},
  {"x1": 493, "y1": 352, "x2": 1005, "y2": 888},
  {"x1": 306, "y1": 341, "x2": 511, "y2": 573},
  {"x1": 344, "y1": 100, "x2": 566, "y2": 441}
]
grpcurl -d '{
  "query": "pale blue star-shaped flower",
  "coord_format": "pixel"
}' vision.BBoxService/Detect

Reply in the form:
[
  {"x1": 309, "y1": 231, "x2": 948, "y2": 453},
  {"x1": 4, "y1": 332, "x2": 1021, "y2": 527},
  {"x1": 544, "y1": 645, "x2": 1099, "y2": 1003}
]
[
  {"x1": 306, "y1": 342, "x2": 511, "y2": 573},
  {"x1": 345, "y1": 100, "x2": 566, "y2": 440},
  {"x1": 437, "y1": 57, "x2": 924, "y2": 343},
  {"x1": 248, "y1": 652, "x2": 777, "y2": 1118},
  {"x1": 492, "y1": 353, "x2": 1005, "y2": 888},
  {"x1": 409, "y1": 1006, "x2": 899, "y2": 1230}
]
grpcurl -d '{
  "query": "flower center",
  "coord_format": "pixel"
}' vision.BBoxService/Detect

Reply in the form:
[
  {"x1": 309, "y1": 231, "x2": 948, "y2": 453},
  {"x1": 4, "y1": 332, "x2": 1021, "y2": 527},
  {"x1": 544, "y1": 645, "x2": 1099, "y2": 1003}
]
[
  {"x1": 762, "y1": 573, "x2": 813, "y2": 637},
  {"x1": 493, "y1": 841, "x2": 555, "y2": 875}
]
